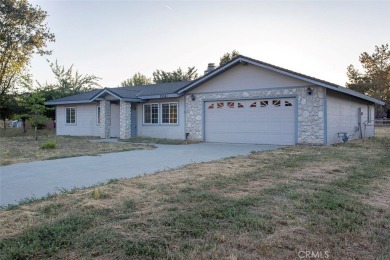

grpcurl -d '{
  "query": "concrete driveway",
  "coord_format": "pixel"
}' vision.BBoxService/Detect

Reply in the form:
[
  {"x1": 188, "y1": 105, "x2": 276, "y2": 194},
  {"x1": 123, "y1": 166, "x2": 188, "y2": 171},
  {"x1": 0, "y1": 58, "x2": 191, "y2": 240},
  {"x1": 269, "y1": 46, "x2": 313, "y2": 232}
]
[{"x1": 0, "y1": 143, "x2": 279, "y2": 206}]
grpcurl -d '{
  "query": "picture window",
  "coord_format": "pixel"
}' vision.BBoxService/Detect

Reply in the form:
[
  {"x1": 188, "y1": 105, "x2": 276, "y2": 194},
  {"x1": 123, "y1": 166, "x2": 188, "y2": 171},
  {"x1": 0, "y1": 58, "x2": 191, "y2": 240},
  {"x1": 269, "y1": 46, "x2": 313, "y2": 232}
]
[
  {"x1": 162, "y1": 103, "x2": 178, "y2": 124},
  {"x1": 143, "y1": 104, "x2": 159, "y2": 124}
]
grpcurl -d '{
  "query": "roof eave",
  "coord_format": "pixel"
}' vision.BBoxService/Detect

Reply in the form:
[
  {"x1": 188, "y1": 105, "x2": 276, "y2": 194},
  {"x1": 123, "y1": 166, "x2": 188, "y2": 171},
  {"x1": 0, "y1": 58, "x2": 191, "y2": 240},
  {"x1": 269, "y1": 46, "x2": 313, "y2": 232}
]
[
  {"x1": 44, "y1": 100, "x2": 95, "y2": 105},
  {"x1": 138, "y1": 93, "x2": 183, "y2": 99}
]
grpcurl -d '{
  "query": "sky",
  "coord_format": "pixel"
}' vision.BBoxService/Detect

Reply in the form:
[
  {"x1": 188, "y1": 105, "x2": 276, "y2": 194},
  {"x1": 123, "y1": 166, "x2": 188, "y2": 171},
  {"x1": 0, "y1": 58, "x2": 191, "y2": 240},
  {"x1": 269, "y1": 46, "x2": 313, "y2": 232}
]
[{"x1": 29, "y1": 0, "x2": 390, "y2": 88}]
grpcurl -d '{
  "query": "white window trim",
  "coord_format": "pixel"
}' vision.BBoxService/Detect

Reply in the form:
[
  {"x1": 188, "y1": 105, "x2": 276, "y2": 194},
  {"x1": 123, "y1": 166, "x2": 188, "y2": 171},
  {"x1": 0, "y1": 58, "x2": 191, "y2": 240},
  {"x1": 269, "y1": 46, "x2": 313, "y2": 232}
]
[
  {"x1": 65, "y1": 107, "x2": 76, "y2": 125},
  {"x1": 161, "y1": 102, "x2": 179, "y2": 125},
  {"x1": 143, "y1": 103, "x2": 159, "y2": 125}
]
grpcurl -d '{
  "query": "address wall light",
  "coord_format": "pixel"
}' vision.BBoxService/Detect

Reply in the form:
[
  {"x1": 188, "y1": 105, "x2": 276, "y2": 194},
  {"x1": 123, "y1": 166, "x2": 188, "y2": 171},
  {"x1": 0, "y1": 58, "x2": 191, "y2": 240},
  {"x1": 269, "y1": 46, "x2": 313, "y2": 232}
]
[
  {"x1": 307, "y1": 87, "x2": 313, "y2": 95},
  {"x1": 191, "y1": 94, "x2": 196, "y2": 101}
]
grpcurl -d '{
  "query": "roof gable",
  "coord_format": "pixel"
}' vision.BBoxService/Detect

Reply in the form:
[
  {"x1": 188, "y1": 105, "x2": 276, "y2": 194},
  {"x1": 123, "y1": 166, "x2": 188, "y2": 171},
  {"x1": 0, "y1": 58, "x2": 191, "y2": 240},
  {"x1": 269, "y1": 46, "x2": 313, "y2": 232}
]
[{"x1": 178, "y1": 55, "x2": 384, "y2": 105}]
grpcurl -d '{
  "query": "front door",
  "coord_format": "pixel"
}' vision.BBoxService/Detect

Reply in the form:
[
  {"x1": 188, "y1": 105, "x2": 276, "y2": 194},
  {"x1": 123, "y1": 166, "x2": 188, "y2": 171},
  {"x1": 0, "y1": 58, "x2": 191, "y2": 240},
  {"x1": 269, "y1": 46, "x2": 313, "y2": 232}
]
[{"x1": 131, "y1": 105, "x2": 137, "y2": 137}]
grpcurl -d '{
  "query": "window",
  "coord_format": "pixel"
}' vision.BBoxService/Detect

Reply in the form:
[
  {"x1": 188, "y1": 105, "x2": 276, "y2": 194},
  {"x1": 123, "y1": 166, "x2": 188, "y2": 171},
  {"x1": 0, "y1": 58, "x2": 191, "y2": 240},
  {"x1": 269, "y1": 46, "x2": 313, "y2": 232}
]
[
  {"x1": 217, "y1": 102, "x2": 224, "y2": 108},
  {"x1": 162, "y1": 102, "x2": 178, "y2": 124},
  {"x1": 285, "y1": 100, "x2": 293, "y2": 107},
  {"x1": 250, "y1": 102, "x2": 257, "y2": 108},
  {"x1": 260, "y1": 100, "x2": 268, "y2": 107},
  {"x1": 143, "y1": 104, "x2": 159, "y2": 124},
  {"x1": 208, "y1": 103, "x2": 214, "y2": 109},
  {"x1": 272, "y1": 100, "x2": 281, "y2": 107},
  {"x1": 66, "y1": 107, "x2": 76, "y2": 124},
  {"x1": 238, "y1": 102, "x2": 244, "y2": 108},
  {"x1": 97, "y1": 106, "x2": 101, "y2": 124},
  {"x1": 227, "y1": 101, "x2": 234, "y2": 108}
]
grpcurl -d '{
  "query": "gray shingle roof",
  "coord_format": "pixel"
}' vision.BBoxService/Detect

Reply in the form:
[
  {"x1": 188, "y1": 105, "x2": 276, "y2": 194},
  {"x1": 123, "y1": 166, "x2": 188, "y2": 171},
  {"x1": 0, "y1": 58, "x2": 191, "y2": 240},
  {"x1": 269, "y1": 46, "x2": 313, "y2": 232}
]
[{"x1": 45, "y1": 81, "x2": 192, "y2": 105}]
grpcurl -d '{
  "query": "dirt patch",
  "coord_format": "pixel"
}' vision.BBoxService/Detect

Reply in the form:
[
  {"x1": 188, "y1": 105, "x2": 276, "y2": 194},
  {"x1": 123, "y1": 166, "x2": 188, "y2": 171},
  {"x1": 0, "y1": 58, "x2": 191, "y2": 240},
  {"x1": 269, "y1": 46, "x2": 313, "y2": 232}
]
[{"x1": 0, "y1": 130, "x2": 153, "y2": 165}]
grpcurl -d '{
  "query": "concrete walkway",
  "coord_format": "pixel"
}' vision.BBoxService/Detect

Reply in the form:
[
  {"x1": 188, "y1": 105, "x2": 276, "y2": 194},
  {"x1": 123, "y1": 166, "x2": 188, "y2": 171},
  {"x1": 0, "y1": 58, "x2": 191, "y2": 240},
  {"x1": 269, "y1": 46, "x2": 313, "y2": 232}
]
[{"x1": 0, "y1": 143, "x2": 279, "y2": 206}]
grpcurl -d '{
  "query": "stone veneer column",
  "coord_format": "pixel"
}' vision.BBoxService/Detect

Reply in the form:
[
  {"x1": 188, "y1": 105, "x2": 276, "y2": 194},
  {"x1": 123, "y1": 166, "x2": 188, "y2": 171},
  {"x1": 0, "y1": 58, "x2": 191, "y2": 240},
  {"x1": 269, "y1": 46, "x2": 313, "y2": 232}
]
[
  {"x1": 119, "y1": 101, "x2": 131, "y2": 139},
  {"x1": 100, "y1": 100, "x2": 111, "y2": 138}
]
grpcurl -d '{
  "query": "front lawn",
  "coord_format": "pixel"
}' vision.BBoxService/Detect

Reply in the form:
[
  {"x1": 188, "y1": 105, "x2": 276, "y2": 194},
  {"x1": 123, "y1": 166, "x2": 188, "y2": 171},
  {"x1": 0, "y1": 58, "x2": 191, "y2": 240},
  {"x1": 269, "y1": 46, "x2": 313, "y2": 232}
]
[
  {"x1": 0, "y1": 129, "x2": 153, "y2": 166},
  {"x1": 0, "y1": 129, "x2": 389, "y2": 258}
]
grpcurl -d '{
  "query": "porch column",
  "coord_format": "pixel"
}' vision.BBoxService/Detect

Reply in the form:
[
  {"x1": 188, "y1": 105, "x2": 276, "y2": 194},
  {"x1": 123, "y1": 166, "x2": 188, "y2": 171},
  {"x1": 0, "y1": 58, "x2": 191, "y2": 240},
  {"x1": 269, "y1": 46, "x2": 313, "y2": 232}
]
[
  {"x1": 119, "y1": 100, "x2": 131, "y2": 139},
  {"x1": 100, "y1": 100, "x2": 111, "y2": 138}
]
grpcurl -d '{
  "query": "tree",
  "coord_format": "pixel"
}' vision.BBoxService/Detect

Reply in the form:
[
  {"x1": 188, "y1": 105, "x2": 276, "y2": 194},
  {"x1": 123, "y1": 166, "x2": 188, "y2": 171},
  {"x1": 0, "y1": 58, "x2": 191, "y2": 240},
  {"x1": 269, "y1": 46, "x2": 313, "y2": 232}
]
[
  {"x1": 347, "y1": 44, "x2": 390, "y2": 117},
  {"x1": 47, "y1": 60, "x2": 101, "y2": 95},
  {"x1": 38, "y1": 61, "x2": 101, "y2": 120},
  {"x1": 0, "y1": 0, "x2": 55, "y2": 100},
  {"x1": 120, "y1": 72, "x2": 151, "y2": 87},
  {"x1": 153, "y1": 67, "x2": 198, "y2": 83},
  {"x1": 0, "y1": 93, "x2": 17, "y2": 129},
  {"x1": 219, "y1": 50, "x2": 240, "y2": 66}
]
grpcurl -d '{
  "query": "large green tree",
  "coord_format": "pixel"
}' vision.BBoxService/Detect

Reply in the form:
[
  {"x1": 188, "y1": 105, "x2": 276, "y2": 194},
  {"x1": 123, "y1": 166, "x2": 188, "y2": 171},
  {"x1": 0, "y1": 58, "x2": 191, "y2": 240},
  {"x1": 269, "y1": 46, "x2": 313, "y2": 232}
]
[
  {"x1": 153, "y1": 67, "x2": 198, "y2": 83},
  {"x1": 120, "y1": 72, "x2": 151, "y2": 87},
  {"x1": 0, "y1": 0, "x2": 55, "y2": 99},
  {"x1": 219, "y1": 50, "x2": 240, "y2": 66},
  {"x1": 347, "y1": 44, "x2": 390, "y2": 117}
]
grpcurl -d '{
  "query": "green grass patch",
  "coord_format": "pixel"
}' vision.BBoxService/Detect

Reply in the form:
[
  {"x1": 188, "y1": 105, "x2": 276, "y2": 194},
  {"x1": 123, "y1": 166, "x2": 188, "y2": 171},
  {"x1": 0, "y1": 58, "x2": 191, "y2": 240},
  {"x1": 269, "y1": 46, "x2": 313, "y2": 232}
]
[{"x1": 40, "y1": 140, "x2": 56, "y2": 149}]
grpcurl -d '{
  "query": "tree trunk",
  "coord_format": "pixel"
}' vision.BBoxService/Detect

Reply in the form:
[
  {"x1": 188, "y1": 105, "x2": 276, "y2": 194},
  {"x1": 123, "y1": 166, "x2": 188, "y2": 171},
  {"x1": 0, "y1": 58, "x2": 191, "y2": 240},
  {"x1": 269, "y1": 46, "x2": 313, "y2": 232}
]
[
  {"x1": 34, "y1": 126, "x2": 38, "y2": 140},
  {"x1": 22, "y1": 119, "x2": 26, "y2": 133}
]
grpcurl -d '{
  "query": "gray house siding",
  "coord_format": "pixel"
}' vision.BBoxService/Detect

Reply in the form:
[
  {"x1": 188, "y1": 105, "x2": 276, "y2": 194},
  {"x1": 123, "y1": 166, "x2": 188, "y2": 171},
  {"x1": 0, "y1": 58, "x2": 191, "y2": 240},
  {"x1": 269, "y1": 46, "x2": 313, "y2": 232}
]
[
  {"x1": 56, "y1": 104, "x2": 100, "y2": 137},
  {"x1": 136, "y1": 96, "x2": 186, "y2": 140},
  {"x1": 326, "y1": 90, "x2": 375, "y2": 144}
]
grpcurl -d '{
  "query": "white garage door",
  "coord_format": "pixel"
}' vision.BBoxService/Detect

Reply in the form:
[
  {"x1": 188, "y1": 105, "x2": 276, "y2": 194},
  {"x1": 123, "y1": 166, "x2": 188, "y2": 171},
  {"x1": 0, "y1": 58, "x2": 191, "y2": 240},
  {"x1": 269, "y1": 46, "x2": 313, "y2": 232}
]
[{"x1": 204, "y1": 98, "x2": 295, "y2": 145}]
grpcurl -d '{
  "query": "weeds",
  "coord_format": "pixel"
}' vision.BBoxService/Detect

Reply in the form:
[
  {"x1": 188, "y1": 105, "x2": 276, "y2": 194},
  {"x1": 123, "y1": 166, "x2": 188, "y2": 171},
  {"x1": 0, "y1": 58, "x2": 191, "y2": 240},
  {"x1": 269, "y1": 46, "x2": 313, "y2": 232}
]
[
  {"x1": 0, "y1": 133, "x2": 389, "y2": 258},
  {"x1": 40, "y1": 140, "x2": 56, "y2": 149}
]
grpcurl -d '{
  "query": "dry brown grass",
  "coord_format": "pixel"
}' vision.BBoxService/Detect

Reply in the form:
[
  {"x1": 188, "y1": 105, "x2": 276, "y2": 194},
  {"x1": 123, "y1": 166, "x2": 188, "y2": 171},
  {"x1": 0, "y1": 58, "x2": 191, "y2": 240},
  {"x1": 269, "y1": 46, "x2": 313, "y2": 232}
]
[
  {"x1": 0, "y1": 129, "x2": 152, "y2": 165},
  {"x1": 0, "y1": 136, "x2": 389, "y2": 259},
  {"x1": 375, "y1": 126, "x2": 390, "y2": 138}
]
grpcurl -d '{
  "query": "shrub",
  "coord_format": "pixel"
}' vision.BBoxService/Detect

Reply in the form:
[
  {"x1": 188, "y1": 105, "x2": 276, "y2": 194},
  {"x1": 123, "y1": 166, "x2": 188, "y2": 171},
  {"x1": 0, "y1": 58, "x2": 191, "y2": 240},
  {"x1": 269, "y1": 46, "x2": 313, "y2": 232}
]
[{"x1": 41, "y1": 140, "x2": 56, "y2": 149}]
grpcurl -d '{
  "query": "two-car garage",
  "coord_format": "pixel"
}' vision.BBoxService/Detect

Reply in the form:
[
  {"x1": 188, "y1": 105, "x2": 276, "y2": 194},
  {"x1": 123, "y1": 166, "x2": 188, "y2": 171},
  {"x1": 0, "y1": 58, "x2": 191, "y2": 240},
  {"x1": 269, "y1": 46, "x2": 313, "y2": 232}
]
[{"x1": 204, "y1": 98, "x2": 296, "y2": 145}]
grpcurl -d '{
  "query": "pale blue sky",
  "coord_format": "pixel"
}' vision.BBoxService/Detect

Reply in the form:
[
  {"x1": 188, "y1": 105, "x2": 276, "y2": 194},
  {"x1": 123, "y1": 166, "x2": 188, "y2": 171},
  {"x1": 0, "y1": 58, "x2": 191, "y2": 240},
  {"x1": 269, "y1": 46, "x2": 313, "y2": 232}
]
[{"x1": 30, "y1": 0, "x2": 390, "y2": 87}]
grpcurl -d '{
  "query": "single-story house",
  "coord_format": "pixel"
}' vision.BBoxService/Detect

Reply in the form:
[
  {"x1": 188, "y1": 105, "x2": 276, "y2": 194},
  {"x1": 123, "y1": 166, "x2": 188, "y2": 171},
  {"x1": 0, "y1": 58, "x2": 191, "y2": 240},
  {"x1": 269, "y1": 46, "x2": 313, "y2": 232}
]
[{"x1": 45, "y1": 55, "x2": 384, "y2": 145}]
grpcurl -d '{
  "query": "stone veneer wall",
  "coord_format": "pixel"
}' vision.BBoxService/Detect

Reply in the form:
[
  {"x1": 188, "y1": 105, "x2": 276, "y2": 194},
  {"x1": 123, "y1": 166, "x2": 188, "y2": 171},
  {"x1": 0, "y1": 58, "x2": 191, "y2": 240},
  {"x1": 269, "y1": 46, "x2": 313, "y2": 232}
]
[
  {"x1": 100, "y1": 100, "x2": 111, "y2": 138},
  {"x1": 119, "y1": 101, "x2": 131, "y2": 139},
  {"x1": 185, "y1": 86, "x2": 325, "y2": 144}
]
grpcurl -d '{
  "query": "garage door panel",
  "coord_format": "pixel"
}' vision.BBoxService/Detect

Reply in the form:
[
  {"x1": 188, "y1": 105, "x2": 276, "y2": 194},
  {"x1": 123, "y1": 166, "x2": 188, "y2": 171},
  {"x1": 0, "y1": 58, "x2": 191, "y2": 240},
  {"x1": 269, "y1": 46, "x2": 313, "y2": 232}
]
[{"x1": 205, "y1": 98, "x2": 295, "y2": 145}]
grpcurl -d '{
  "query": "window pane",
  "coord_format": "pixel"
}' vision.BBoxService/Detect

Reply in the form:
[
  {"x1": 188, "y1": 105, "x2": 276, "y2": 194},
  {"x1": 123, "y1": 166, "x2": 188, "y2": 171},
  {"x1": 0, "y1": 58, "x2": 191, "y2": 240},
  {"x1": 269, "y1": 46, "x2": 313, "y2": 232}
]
[
  {"x1": 170, "y1": 103, "x2": 177, "y2": 123},
  {"x1": 97, "y1": 107, "x2": 101, "y2": 124},
  {"x1": 144, "y1": 105, "x2": 151, "y2": 123},
  {"x1": 152, "y1": 104, "x2": 159, "y2": 124},
  {"x1": 66, "y1": 108, "x2": 76, "y2": 124},
  {"x1": 162, "y1": 104, "x2": 169, "y2": 123}
]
